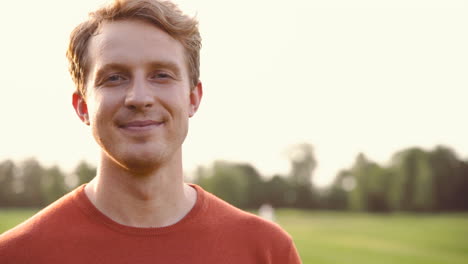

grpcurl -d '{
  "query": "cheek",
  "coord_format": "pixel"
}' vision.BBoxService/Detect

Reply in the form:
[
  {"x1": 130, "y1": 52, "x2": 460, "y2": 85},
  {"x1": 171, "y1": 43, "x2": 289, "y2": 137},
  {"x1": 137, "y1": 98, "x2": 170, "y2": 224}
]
[
  {"x1": 86, "y1": 101, "x2": 101, "y2": 125},
  {"x1": 160, "y1": 91, "x2": 190, "y2": 116},
  {"x1": 176, "y1": 91, "x2": 192, "y2": 114},
  {"x1": 87, "y1": 92, "x2": 119, "y2": 122}
]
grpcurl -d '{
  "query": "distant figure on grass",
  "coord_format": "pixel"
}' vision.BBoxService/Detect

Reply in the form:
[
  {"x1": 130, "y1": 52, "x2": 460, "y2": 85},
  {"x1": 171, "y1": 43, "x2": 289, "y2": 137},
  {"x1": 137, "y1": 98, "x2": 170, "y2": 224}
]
[
  {"x1": 259, "y1": 203, "x2": 276, "y2": 222},
  {"x1": 0, "y1": 0, "x2": 301, "y2": 263}
]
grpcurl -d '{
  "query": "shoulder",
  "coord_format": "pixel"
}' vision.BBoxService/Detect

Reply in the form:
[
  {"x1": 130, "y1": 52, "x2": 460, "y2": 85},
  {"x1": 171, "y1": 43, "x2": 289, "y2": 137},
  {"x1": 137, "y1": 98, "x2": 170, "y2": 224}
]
[
  {"x1": 198, "y1": 186, "x2": 288, "y2": 231},
  {"x1": 0, "y1": 186, "x2": 84, "y2": 258},
  {"x1": 193, "y1": 185, "x2": 296, "y2": 250},
  {"x1": 193, "y1": 185, "x2": 301, "y2": 263}
]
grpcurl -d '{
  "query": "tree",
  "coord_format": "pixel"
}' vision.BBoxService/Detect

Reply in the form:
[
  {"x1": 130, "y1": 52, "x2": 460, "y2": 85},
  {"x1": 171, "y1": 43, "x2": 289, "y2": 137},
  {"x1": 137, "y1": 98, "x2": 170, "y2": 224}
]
[
  {"x1": 17, "y1": 158, "x2": 45, "y2": 207},
  {"x1": 234, "y1": 163, "x2": 264, "y2": 208},
  {"x1": 457, "y1": 161, "x2": 468, "y2": 210},
  {"x1": 263, "y1": 175, "x2": 293, "y2": 208},
  {"x1": 195, "y1": 161, "x2": 264, "y2": 209},
  {"x1": 428, "y1": 146, "x2": 464, "y2": 211},
  {"x1": 287, "y1": 143, "x2": 317, "y2": 186},
  {"x1": 348, "y1": 153, "x2": 369, "y2": 211},
  {"x1": 348, "y1": 153, "x2": 391, "y2": 212},
  {"x1": 389, "y1": 148, "x2": 433, "y2": 211},
  {"x1": 323, "y1": 145, "x2": 468, "y2": 212},
  {"x1": 74, "y1": 160, "x2": 96, "y2": 187},
  {"x1": 286, "y1": 143, "x2": 317, "y2": 208},
  {"x1": 0, "y1": 160, "x2": 16, "y2": 206},
  {"x1": 42, "y1": 166, "x2": 68, "y2": 205},
  {"x1": 324, "y1": 169, "x2": 352, "y2": 210}
]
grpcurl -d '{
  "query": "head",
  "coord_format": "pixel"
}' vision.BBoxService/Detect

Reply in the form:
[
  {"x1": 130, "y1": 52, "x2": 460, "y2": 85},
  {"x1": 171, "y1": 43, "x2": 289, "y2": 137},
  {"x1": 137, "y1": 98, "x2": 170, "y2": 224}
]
[
  {"x1": 67, "y1": 0, "x2": 203, "y2": 174},
  {"x1": 67, "y1": 0, "x2": 201, "y2": 98}
]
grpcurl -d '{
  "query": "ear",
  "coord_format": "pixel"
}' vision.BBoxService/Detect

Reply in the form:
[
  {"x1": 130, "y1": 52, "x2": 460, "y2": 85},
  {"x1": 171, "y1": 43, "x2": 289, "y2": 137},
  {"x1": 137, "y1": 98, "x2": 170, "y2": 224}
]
[
  {"x1": 189, "y1": 81, "x2": 203, "y2": 117},
  {"x1": 72, "y1": 92, "x2": 90, "y2": 125}
]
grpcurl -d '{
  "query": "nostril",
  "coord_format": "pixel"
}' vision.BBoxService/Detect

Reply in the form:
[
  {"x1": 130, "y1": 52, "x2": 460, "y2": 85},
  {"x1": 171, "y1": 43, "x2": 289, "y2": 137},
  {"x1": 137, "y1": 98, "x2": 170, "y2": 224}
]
[{"x1": 124, "y1": 93, "x2": 154, "y2": 110}]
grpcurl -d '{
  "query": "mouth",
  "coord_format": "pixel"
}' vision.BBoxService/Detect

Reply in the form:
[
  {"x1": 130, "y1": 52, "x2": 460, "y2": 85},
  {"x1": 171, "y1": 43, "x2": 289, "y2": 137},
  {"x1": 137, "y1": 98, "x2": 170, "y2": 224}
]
[{"x1": 118, "y1": 120, "x2": 165, "y2": 131}]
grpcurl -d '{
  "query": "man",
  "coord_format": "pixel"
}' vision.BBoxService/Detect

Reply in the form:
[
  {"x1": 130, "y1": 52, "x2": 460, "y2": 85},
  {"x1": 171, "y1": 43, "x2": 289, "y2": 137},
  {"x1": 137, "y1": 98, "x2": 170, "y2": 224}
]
[{"x1": 0, "y1": 0, "x2": 301, "y2": 263}]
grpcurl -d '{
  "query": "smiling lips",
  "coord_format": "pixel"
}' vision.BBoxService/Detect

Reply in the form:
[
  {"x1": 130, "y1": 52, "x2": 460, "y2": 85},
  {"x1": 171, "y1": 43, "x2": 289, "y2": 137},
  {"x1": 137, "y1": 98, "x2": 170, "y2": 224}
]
[{"x1": 119, "y1": 120, "x2": 165, "y2": 131}]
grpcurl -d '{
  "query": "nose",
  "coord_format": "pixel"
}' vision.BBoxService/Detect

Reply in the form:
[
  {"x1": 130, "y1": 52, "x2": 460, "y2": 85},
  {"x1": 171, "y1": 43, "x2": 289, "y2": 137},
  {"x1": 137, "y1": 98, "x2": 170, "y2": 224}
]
[{"x1": 124, "y1": 76, "x2": 154, "y2": 111}]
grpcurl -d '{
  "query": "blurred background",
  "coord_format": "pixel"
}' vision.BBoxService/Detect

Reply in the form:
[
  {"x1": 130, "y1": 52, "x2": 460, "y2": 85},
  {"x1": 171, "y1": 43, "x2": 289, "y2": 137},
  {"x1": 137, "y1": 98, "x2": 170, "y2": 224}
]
[{"x1": 0, "y1": 0, "x2": 467, "y2": 263}]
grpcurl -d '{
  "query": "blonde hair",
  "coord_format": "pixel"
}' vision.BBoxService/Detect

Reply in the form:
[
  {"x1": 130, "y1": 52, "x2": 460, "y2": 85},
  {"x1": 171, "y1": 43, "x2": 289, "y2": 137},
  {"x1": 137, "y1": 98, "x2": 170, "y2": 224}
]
[{"x1": 67, "y1": 0, "x2": 201, "y2": 96}]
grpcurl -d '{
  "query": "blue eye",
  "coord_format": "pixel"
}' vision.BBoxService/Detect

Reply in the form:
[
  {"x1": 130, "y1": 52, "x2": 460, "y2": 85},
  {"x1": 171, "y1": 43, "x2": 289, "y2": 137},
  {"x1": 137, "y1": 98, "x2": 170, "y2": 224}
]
[
  {"x1": 155, "y1": 73, "x2": 171, "y2": 79},
  {"x1": 99, "y1": 73, "x2": 128, "y2": 87},
  {"x1": 107, "y1": 74, "x2": 124, "y2": 82},
  {"x1": 150, "y1": 70, "x2": 176, "y2": 80}
]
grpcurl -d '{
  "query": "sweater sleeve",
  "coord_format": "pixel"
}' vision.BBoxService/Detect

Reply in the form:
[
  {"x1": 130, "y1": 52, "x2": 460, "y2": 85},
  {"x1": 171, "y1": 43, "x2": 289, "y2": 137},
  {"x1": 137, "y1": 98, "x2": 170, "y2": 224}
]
[{"x1": 287, "y1": 241, "x2": 302, "y2": 264}]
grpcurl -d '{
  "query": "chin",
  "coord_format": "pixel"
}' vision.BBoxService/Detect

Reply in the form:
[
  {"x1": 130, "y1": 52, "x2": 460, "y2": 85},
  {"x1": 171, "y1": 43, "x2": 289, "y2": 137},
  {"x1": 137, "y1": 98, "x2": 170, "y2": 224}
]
[
  {"x1": 113, "y1": 146, "x2": 175, "y2": 175},
  {"x1": 98, "y1": 131, "x2": 184, "y2": 174},
  {"x1": 122, "y1": 160, "x2": 161, "y2": 176}
]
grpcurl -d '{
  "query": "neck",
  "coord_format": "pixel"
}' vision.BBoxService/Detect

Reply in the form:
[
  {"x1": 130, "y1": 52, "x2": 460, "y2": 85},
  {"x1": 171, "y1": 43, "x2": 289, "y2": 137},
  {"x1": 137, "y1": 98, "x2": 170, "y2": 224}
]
[{"x1": 85, "y1": 150, "x2": 197, "y2": 228}]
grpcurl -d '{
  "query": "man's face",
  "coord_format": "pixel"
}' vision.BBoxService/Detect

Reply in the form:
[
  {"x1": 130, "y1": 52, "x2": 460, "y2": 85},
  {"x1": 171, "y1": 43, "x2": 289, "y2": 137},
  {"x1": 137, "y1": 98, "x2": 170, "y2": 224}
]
[{"x1": 72, "y1": 19, "x2": 202, "y2": 173}]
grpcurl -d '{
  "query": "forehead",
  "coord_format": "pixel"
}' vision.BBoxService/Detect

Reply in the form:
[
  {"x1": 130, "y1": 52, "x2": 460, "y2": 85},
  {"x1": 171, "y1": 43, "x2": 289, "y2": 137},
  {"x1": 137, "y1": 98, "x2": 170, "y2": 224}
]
[{"x1": 86, "y1": 19, "x2": 187, "y2": 74}]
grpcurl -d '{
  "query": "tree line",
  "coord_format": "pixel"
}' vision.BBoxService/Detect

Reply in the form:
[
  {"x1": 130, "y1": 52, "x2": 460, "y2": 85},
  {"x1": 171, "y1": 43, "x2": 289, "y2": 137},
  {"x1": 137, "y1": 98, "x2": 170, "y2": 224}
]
[
  {"x1": 1, "y1": 144, "x2": 467, "y2": 212},
  {"x1": 327, "y1": 146, "x2": 468, "y2": 212},
  {"x1": 195, "y1": 143, "x2": 318, "y2": 209},
  {"x1": 0, "y1": 159, "x2": 95, "y2": 207}
]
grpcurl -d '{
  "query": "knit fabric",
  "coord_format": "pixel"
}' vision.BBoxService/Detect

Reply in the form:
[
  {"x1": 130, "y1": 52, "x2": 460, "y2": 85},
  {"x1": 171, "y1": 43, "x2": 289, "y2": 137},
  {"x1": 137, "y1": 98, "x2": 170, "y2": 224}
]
[{"x1": 0, "y1": 184, "x2": 301, "y2": 263}]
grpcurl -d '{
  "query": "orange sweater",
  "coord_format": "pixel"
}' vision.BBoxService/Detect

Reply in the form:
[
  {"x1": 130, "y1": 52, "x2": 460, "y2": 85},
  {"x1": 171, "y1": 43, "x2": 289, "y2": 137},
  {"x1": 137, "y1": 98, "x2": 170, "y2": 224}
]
[{"x1": 0, "y1": 184, "x2": 301, "y2": 263}]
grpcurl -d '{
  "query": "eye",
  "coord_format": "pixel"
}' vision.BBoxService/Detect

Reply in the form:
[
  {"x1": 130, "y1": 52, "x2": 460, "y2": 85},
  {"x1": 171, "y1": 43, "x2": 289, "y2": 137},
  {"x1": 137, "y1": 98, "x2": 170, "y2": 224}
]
[
  {"x1": 150, "y1": 71, "x2": 174, "y2": 80},
  {"x1": 106, "y1": 74, "x2": 125, "y2": 82},
  {"x1": 157, "y1": 73, "x2": 170, "y2": 78},
  {"x1": 99, "y1": 73, "x2": 128, "y2": 87}
]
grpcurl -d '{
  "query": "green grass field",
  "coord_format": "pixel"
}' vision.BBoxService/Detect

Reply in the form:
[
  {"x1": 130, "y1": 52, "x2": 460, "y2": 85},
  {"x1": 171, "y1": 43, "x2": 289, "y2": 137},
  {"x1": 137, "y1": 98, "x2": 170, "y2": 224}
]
[
  {"x1": 276, "y1": 210, "x2": 468, "y2": 264},
  {"x1": 0, "y1": 208, "x2": 39, "y2": 234},
  {"x1": 1, "y1": 208, "x2": 467, "y2": 264}
]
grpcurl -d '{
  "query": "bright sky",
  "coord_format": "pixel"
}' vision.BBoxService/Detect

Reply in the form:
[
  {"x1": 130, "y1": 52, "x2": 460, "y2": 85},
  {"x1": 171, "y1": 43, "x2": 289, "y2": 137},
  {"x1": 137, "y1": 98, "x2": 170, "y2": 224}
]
[{"x1": 0, "y1": 0, "x2": 466, "y2": 187}]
